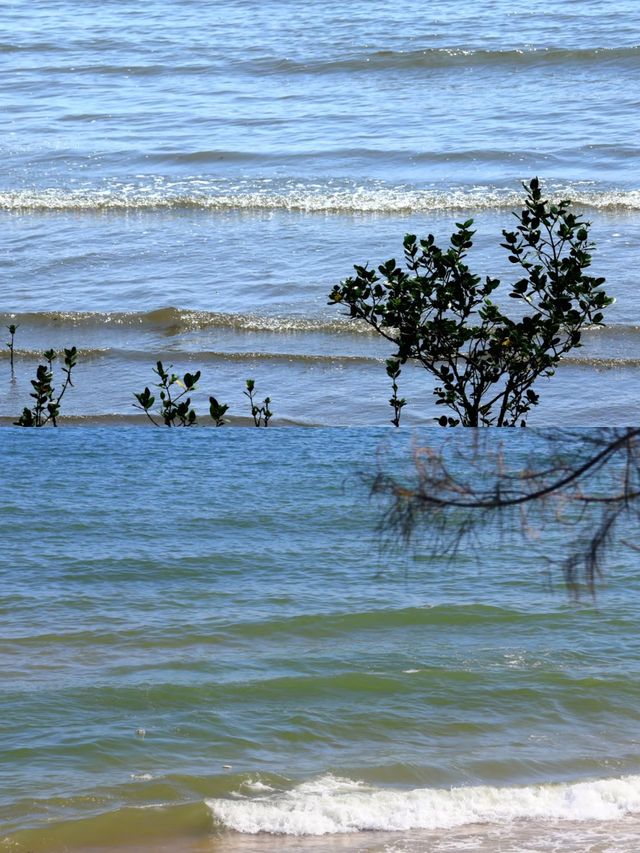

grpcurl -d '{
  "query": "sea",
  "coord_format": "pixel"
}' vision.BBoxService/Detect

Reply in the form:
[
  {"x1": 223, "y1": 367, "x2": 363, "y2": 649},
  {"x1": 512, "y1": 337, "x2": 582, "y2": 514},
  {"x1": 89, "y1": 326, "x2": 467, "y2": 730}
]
[
  {"x1": 3, "y1": 428, "x2": 640, "y2": 853},
  {"x1": 1, "y1": 0, "x2": 640, "y2": 424},
  {"x1": 2, "y1": 1, "x2": 640, "y2": 851}
]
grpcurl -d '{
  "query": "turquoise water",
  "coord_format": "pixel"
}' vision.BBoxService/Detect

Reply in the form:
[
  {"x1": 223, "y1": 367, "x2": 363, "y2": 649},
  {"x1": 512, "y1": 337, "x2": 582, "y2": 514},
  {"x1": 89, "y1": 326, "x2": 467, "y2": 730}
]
[
  {"x1": 2, "y1": 0, "x2": 640, "y2": 423},
  {"x1": 3, "y1": 429, "x2": 640, "y2": 851}
]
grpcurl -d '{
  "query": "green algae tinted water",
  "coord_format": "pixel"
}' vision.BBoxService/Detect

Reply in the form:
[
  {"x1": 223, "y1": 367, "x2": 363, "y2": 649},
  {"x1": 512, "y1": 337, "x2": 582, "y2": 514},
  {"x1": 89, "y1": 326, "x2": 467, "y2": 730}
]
[{"x1": 2, "y1": 428, "x2": 640, "y2": 852}]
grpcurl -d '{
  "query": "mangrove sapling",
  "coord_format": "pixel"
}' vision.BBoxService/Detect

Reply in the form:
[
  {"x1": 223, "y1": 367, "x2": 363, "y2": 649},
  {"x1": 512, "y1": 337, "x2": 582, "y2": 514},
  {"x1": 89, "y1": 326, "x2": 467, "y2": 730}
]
[
  {"x1": 209, "y1": 396, "x2": 229, "y2": 426},
  {"x1": 386, "y1": 358, "x2": 406, "y2": 427},
  {"x1": 328, "y1": 178, "x2": 613, "y2": 426},
  {"x1": 244, "y1": 378, "x2": 272, "y2": 427},
  {"x1": 6, "y1": 324, "x2": 17, "y2": 376},
  {"x1": 134, "y1": 361, "x2": 200, "y2": 426},
  {"x1": 15, "y1": 347, "x2": 78, "y2": 427}
]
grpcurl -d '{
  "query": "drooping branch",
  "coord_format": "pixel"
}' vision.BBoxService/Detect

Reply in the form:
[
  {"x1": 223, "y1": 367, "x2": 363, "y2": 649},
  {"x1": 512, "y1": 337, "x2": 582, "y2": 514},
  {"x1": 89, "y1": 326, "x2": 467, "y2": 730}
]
[{"x1": 371, "y1": 428, "x2": 640, "y2": 595}]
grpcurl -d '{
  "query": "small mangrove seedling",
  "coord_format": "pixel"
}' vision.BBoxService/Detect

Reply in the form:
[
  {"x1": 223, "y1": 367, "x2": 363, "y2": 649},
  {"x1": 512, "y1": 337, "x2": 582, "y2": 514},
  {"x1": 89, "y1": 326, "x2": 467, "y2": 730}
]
[
  {"x1": 6, "y1": 324, "x2": 17, "y2": 375},
  {"x1": 386, "y1": 358, "x2": 406, "y2": 427},
  {"x1": 15, "y1": 347, "x2": 78, "y2": 427},
  {"x1": 244, "y1": 378, "x2": 272, "y2": 427},
  {"x1": 133, "y1": 361, "x2": 201, "y2": 426},
  {"x1": 209, "y1": 396, "x2": 229, "y2": 427}
]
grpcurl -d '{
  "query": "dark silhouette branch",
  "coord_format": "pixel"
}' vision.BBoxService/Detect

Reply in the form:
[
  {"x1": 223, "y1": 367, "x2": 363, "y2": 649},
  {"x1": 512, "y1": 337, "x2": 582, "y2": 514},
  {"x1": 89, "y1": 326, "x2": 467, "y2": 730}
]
[{"x1": 371, "y1": 428, "x2": 640, "y2": 596}]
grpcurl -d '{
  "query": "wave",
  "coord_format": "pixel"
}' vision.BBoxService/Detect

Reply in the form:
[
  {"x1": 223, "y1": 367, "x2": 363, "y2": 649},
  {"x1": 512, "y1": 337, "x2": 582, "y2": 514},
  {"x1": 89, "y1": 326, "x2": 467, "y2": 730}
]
[
  {"x1": 10, "y1": 45, "x2": 638, "y2": 71},
  {"x1": 207, "y1": 772, "x2": 640, "y2": 835},
  {"x1": 0, "y1": 347, "x2": 381, "y2": 368},
  {"x1": 0, "y1": 308, "x2": 374, "y2": 336},
  {"x1": 1, "y1": 186, "x2": 639, "y2": 213},
  {"x1": 562, "y1": 356, "x2": 640, "y2": 368},
  {"x1": 7, "y1": 772, "x2": 640, "y2": 850},
  {"x1": 16, "y1": 42, "x2": 640, "y2": 72},
  {"x1": 19, "y1": 62, "x2": 212, "y2": 76},
  {"x1": 4, "y1": 348, "x2": 639, "y2": 370},
  {"x1": 0, "y1": 604, "x2": 573, "y2": 647},
  {"x1": 143, "y1": 147, "x2": 563, "y2": 166},
  {"x1": 0, "y1": 40, "x2": 63, "y2": 53},
  {"x1": 4, "y1": 309, "x2": 640, "y2": 358},
  {"x1": 227, "y1": 604, "x2": 551, "y2": 641},
  {"x1": 582, "y1": 323, "x2": 640, "y2": 337},
  {"x1": 263, "y1": 45, "x2": 640, "y2": 75},
  {"x1": 0, "y1": 346, "x2": 111, "y2": 361}
]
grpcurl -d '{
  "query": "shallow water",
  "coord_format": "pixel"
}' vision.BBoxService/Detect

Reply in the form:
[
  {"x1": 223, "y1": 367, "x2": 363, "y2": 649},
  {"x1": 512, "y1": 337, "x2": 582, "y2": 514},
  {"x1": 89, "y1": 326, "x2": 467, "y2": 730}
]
[
  {"x1": 3, "y1": 2, "x2": 640, "y2": 850},
  {"x1": 2, "y1": 429, "x2": 640, "y2": 851},
  {"x1": 2, "y1": 0, "x2": 640, "y2": 424}
]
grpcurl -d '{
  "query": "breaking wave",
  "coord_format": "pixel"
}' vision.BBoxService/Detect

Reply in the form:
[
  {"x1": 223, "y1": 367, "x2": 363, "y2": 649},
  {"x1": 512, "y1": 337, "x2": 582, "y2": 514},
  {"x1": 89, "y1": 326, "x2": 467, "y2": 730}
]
[
  {"x1": 1, "y1": 186, "x2": 639, "y2": 213},
  {"x1": 207, "y1": 773, "x2": 640, "y2": 835},
  {"x1": 0, "y1": 307, "x2": 374, "y2": 335}
]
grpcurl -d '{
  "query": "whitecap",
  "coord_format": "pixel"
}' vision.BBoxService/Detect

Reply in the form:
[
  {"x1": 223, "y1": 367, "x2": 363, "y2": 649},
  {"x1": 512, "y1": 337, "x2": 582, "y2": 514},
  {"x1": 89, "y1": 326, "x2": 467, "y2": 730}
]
[{"x1": 206, "y1": 773, "x2": 640, "y2": 836}]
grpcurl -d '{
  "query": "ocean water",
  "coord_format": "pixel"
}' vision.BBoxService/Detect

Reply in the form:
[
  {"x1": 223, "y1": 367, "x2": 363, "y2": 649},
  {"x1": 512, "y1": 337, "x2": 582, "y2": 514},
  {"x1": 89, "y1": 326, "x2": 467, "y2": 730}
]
[
  {"x1": 4, "y1": 2, "x2": 640, "y2": 851},
  {"x1": 2, "y1": 429, "x2": 640, "y2": 852},
  {"x1": 2, "y1": 0, "x2": 640, "y2": 424}
]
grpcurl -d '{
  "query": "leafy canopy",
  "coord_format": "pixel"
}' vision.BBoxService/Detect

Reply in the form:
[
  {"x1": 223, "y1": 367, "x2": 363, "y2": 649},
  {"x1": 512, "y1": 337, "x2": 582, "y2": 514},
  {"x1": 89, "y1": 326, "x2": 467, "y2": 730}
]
[{"x1": 329, "y1": 179, "x2": 612, "y2": 426}]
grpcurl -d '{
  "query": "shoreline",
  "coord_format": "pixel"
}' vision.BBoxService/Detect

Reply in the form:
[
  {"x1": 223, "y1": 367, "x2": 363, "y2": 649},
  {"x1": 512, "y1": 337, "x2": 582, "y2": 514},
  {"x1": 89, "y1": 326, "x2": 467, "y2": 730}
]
[{"x1": 6, "y1": 783, "x2": 640, "y2": 853}]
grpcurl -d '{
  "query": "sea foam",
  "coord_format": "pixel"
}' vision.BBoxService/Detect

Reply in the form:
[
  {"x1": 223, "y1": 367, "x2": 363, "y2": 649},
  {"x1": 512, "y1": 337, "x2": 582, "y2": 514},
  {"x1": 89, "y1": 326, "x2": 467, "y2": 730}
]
[
  {"x1": 1, "y1": 186, "x2": 639, "y2": 213},
  {"x1": 206, "y1": 773, "x2": 640, "y2": 835}
]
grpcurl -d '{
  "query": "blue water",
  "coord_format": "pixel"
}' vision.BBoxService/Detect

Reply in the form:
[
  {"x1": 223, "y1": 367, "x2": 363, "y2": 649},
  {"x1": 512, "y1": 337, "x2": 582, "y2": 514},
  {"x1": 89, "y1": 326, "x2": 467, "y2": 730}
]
[
  {"x1": 3, "y1": 0, "x2": 639, "y2": 188},
  {"x1": 2, "y1": 428, "x2": 640, "y2": 852},
  {"x1": 3, "y1": 2, "x2": 640, "y2": 848},
  {"x1": 1, "y1": 0, "x2": 640, "y2": 424}
]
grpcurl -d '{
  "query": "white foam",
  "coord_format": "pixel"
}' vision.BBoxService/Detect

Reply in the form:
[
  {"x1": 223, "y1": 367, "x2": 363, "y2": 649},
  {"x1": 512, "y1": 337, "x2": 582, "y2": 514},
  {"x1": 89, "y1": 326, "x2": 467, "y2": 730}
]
[
  {"x1": 1, "y1": 187, "x2": 639, "y2": 213},
  {"x1": 206, "y1": 773, "x2": 640, "y2": 836},
  {"x1": 241, "y1": 779, "x2": 277, "y2": 793}
]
